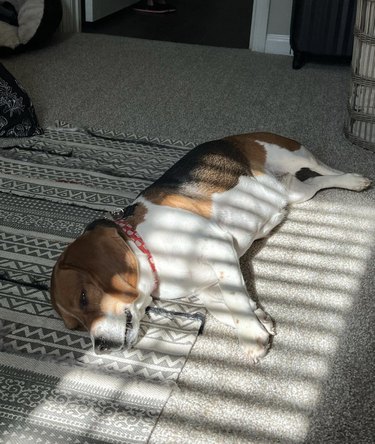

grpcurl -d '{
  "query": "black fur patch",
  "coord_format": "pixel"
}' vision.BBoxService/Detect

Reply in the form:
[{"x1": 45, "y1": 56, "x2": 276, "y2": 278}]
[{"x1": 296, "y1": 168, "x2": 322, "y2": 181}]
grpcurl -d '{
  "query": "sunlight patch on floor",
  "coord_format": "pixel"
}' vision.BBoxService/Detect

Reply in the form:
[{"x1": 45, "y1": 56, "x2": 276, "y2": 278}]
[
  {"x1": 157, "y1": 198, "x2": 375, "y2": 443},
  {"x1": 250, "y1": 198, "x2": 375, "y2": 440}
]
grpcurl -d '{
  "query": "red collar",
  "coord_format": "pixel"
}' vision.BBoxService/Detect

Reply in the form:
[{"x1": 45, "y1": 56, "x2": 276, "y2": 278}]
[{"x1": 114, "y1": 219, "x2": 159, "y2": 294}]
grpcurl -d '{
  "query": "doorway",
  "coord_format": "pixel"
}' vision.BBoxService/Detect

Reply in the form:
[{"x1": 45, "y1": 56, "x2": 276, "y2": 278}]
[{"x1": 82, "y1": 0, "x2": 254, "y2": 49}]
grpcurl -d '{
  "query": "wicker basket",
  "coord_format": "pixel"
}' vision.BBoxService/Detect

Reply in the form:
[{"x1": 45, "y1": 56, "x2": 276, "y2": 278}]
[{"x1": 345, "y1": 0, "x2": 375, "y2": 151}]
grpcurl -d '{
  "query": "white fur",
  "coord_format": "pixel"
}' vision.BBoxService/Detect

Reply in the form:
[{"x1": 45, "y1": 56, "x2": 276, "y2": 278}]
[
  {"x1": 257, "y1": 141, "x2": 309, "y2": 174},
  {"x1": 129, "y1": 177, "x2": 289, "y2": 363},
  {"x1": 91, "y1": 314, "x2": 127, "y2": 352},
  {"x1": 212, "y1": 174, "x2": 288, "y2": 255},
  {"x1": 134, "y1": 197, "x2": 221, "y2": 301}
]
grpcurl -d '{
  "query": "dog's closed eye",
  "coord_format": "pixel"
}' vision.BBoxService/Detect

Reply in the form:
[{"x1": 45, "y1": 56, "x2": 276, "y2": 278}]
[{"x1": 79, "y1": 289, "x2": 88, "y2": 309}]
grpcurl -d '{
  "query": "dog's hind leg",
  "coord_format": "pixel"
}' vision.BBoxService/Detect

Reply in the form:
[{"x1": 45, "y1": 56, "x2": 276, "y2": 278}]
[
  {"x1": 290, "y1": 145, "x2": 345, "y2": 176},
  {"x1": 284, "y1": 173, "x2": 372, "y2": 204},
  {"x1": 280, "y1": 144, "x2": 371, "y2": 203}
]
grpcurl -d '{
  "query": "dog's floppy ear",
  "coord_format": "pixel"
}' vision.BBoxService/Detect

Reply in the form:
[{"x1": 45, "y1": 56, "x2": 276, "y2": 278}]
[
  {"x1": 58, "y1": 225, "x2": 139, "y2": 297},
  {"x1": 84, "y1": 218, "x2": 117, "y2": 232},
  {"x1": 50, "y1": 260, "x2": 82, "y2": 329}
]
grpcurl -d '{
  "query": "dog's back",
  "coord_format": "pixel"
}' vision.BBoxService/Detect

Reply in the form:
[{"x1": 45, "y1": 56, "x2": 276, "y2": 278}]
[{"x1": 141, "y1": 133, "x2": 307, "y2": 255}]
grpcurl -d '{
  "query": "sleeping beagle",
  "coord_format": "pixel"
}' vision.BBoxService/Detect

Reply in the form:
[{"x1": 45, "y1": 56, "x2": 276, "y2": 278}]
[{"x1": 50, "y1": 132, "x2": 371, "y2": 363}]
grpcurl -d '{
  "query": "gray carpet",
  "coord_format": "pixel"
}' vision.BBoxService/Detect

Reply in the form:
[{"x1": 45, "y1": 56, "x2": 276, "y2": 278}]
[{"x1": 1, "y1": 33, "x2": 374, "y2": 443}]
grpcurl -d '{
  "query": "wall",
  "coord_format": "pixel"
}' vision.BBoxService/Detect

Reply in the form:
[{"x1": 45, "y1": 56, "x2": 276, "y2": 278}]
[
  {"x1": 265, "y1": 0, "x2": 293, "y2": 55},
  {"x1": 268, "y1": 0, "x2": 293, "y2": 35}
]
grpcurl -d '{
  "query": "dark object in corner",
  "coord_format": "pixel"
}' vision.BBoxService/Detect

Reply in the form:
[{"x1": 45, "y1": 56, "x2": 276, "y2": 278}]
[
  {"x1": 0, "y1": 63, "x2": 43, "y2": 137},
  {"x1": 0, "y1": 0, "x2": 62, "y2": 56},
  {"x1": 290, "y1": 0, "x2": 356, "y2": 69}
]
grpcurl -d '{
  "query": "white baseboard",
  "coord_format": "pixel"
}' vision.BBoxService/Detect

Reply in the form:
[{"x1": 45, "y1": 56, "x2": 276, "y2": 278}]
[{"x1": 265, "y1": 34, "x2": 292, "y2": 56}]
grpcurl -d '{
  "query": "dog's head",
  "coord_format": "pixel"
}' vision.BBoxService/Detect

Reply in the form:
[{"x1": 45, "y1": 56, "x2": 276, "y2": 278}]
[{"x1": 50, "y1": 220, "x2": 150, "y2": 354}]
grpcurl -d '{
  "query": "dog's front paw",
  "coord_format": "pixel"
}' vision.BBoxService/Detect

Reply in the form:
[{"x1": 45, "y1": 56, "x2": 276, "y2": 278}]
[{"x1": 238, "y1": 318, "x2": 271, "y2": 365}]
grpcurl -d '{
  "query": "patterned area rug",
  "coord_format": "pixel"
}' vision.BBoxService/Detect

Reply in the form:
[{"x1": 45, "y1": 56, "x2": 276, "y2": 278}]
[{"x1": 0, "y1": 123, "x2": 205, "y2": 444}]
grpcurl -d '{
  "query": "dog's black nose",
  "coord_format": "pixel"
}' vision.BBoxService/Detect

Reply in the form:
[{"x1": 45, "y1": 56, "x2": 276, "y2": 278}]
[{"x1": 94, "y1": 336, "x2": 112, "y2": 354}]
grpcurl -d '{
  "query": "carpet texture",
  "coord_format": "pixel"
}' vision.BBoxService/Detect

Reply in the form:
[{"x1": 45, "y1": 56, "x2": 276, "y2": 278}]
[
  {"x1": 0, "y1": 33, "x2": 374, "y2": 443},
  {"x1": 0, "y1": 124, "x2": 205, "y2": 443}
]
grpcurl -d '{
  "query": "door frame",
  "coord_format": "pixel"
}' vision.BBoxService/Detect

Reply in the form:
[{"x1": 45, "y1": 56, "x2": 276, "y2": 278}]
[{"x1": 249, "y1": 0, "x2": 271, "y2": 52}]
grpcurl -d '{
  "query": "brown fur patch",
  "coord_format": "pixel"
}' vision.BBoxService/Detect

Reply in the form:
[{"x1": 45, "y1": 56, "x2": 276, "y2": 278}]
[
  {"x1": 123, "y1": 202, "x2": 148, "y2": 228},
  {"x1": 225, "y1": 135, "x2": 267, "y2": 176},
  {"x1": 145, "y1": 190, "x2": 212, "y2": 218}
]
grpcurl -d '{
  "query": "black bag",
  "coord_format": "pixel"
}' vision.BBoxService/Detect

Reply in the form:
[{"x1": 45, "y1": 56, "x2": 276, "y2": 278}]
[
  {"x1": 290, "y1": 0, "x2": 356, "y2": 69},
  {"x1": 0, "y1": 63, "x2": 43, "y2": 137}
]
